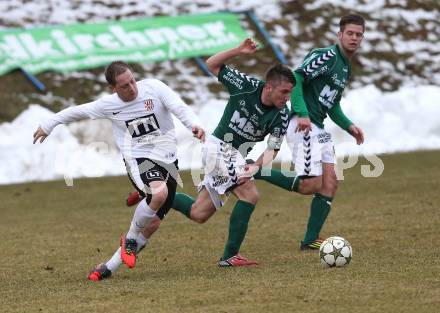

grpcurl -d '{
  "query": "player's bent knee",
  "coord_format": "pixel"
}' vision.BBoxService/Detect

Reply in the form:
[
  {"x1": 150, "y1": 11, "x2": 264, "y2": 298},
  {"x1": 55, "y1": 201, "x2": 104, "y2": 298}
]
[
  {"x1": 328, "y1": 179, "x2": 338, "y2": 194},
  {"x1": 189, "y1": 193, "x2": 216, "y2": 223},
  {"x1": 298, "y1": 177, "x2": 322, "y2": 195},
  {"x1": 241, "y1": 188, "x2": 259, "y2": 204},
  {"x1": 251, "y1": 189, "x2": 260, "y2": 204},
  {"x1": 321, "y1": 176, "x2": 338, "y2": 195},
  {"x1": 150, "y1": 188, "x2": 168, "y2": 208},
  {"x1": 190, "y1": 210, "x2": 210, "y2": 223},
  {"x1": 328, "y1": 173, "x2": 338, "y2": 189},
  {"x1": 321, "y1": 185, "x2": 337, "y2": 196}
]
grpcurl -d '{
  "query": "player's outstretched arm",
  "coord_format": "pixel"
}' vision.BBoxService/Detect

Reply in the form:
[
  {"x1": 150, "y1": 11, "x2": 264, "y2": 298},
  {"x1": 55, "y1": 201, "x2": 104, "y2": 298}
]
[
  {"x1": 33, "y1": 126, "x2": 48, "y2": 144},
  {"x1": 32, "y1": 102, "x2": 104, "y2": 145},
  {"x1": 206, "y1": 38, "x2": 258, "y2": 76}
]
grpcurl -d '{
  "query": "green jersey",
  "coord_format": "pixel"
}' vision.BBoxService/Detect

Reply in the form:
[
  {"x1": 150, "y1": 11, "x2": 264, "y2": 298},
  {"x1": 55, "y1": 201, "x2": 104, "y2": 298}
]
[
  {"x1": 295, "y1": 44, "x2": 351, "y2": 128},
  {"x1": 212, "y1": 65, "x2": 289, "y2": 156}
]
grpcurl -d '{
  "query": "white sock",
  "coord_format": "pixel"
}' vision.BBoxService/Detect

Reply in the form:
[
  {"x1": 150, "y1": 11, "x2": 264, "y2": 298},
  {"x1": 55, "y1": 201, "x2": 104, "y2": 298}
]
[
  {"x1": 126, "y1": 199, "x2": 156, "y2": 240},
  {"x1": 105, "y1": 233, "x2": 149, "y2": 273},
  {"x1": 105, "y1": 248, "x2": 123, "y2": 273},
  {"x1": 136, "y1": 232, "x2": 148, "y2": 248}
]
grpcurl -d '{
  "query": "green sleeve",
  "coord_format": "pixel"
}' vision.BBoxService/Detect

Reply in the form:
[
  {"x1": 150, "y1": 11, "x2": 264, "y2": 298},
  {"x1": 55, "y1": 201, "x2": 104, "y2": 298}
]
[
  {"x1": 328, "y1": 102, "x2": 353, "y2": 131},
  {"x1": 289, "y1": 72, "x2": 309, "y2": 118},
  {"x1": 218, "y1": 65, "x2": 261, "y2": 95}
]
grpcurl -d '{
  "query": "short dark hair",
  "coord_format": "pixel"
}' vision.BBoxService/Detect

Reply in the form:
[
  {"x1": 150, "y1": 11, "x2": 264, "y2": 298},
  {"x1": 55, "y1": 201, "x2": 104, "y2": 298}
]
[
  {"x1": 339, "y1": 14, "x2": 365, "y2": 32},
  {"x1": 265, "y1": 64, "x2": 296, "y2": 86},
  {"x1": 104, "y1": 61, "x2": 133, "y2": 86}
]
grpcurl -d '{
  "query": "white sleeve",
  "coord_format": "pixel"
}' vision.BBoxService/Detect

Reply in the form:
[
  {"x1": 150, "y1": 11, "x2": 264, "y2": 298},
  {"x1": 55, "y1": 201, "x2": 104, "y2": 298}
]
[
  {"x1": 150, "y1": 79, "x2": 202, "y2": 130},
  {"x1": 40, "y1": 100, "x2": 106, "y2": 135}
]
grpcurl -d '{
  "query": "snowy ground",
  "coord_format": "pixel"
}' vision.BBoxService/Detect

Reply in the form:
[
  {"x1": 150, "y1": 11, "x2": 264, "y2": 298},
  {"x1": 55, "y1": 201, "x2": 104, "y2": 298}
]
[
  {"x1": 2, "y1": 84, "x2": 440, "y2": 185},
  {"x1": 0, "y1": 0, "x2": 439, "y2": 185}
]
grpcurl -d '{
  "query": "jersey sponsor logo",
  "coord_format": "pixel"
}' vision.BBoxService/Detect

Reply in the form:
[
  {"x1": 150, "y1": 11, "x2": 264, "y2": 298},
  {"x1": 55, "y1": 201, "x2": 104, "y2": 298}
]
[
  {"x1": 144, "y1": 99, "x2": 154, "y2": 111},
  {"x1": 310, "y1": 65, "x2": 328, "y2": 79},
  {"x1": 238, "y1": 101, "x2": 250, "y2": 116},
  {"x1": 318, "y1": 84, "x2": 338, "y2": 108},
  {"x1": 230, "y1": 67, "x2": 260, "y2": 87},
  {"x1": 241, "y1": 107, "x2": 250, "y2": 117},
  {"x1": 223, "y1": 71, "x2": 244, "y2": 90},
  {"x1": 125, "y1": 114, "x2": 160, "y2": 138},
  {"x1": 223, "y1": 66, "x2": 260, "y2": 89},
  {"x1": 230, "y1": 110, "x2": 254, "y2": 133},
  {"x1": 255, "y1": 105, "x2": 264, "y2": 115},
  {"x1": 317, "y1": 132, "x2": 332, "y2": 144},
  {"x1": 332, "y1": 74, "x2": 346, "y2": 88},
  {"x1": 229, "y1": 110, "x2": 263, "y2": 140},
  {"x1": 133, "y1": 134, "x2": 158, "y2": 144},
  {"x1": 314, "y1": 160, "x2": 323, "y2": 167},
  {"x1": 212, "y1": 175, "x2": 229, "y2": 188},
  {"x1": 146, "y1": 170, "x2": 162, "y2": 179}
]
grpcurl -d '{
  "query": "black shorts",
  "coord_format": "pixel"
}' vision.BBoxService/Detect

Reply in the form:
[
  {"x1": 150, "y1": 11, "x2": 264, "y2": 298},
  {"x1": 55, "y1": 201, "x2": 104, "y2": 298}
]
[{"x1": 124, "y1": 158, "x2": 179, "y2": 220}]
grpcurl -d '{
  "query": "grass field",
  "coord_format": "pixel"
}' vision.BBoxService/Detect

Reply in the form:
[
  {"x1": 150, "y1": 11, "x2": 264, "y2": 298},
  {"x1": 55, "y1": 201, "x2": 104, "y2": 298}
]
[{"x1": 1, "y1": 151, "x2": 439, "y2": 313}]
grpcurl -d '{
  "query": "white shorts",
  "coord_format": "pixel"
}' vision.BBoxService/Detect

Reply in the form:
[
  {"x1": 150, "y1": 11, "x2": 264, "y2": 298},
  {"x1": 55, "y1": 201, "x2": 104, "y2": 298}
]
[
  {"x1": 286, "y1": 117, "x2": 335, "y2": 177},
  {"x1": 200, "y1": 135, "x2": 247, "y2": 209}
]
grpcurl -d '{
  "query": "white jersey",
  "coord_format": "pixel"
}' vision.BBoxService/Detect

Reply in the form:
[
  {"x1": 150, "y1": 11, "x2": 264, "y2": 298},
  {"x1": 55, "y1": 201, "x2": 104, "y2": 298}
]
[{"x1": 41, "y1": 78, "x2": 201, "y2": 163}]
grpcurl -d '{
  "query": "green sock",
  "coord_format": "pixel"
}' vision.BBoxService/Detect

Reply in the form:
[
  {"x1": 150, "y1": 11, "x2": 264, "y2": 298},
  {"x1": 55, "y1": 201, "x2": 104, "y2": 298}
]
[
  {"x1": 303, "y1": 193, "x2": 333, "y2": 244},
  {"x1": 172, "y1": 192, "x2": 194, "y2": 219},
  {"x1": 254, "y1": 168, "x2": 301, "y2": 192},
  {"x1": 222, "y1": 200, "x2": 255, "y2": 260}
]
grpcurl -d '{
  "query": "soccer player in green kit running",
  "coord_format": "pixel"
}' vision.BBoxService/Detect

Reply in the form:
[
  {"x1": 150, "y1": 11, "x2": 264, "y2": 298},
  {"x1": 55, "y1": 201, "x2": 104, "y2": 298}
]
[
  {"x1": 254, "y1": 14, "x2": 365, "y2": 250},
  {"x1": 106, "y1": 39, "x2": 293, "y2": 270},
  {"x1": 172, "y1": 38, "x2": 295, "y2": 266}
]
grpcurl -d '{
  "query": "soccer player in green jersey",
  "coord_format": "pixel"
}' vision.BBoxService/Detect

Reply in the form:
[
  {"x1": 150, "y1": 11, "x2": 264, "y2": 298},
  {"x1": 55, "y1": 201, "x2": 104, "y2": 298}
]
[
  {"x1": 172, "y1": 38, "x2": 295, "y2": 266},
  {"x1": 254, "y1": 14, "x2": 365, "y2": 250}
]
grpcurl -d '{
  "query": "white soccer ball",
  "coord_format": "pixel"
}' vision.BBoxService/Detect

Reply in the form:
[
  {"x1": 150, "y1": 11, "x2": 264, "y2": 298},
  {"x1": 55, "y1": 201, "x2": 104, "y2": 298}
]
[{"x1": 319, "y1": 236, "x2": 352, "y2": 267}]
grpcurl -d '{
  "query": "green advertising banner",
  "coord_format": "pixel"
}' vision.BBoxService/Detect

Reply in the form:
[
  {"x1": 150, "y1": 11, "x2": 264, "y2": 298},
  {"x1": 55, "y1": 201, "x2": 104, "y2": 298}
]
[{"x1": 0, "y1": 13, "x2": 248, "y2": 75}]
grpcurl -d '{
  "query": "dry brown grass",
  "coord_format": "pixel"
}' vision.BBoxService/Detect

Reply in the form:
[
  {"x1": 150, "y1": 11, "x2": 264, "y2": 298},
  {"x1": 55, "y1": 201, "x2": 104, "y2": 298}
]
[{"x1": 1, "y1": 151, "x2": 440, "y2": 313}]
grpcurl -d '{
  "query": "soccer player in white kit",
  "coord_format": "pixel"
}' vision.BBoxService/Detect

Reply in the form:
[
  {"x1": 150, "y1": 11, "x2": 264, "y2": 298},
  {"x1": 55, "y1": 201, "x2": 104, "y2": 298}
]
[{"x1": 33, "y1": 61, "x2": 205, "y2": 281}]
